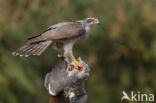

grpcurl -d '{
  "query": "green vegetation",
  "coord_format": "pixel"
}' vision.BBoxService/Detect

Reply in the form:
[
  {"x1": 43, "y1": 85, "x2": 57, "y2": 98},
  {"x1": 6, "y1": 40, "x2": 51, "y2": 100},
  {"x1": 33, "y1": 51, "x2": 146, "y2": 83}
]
[{"x1": 0, "y1": 0, "x2": 156, "y2": 103}]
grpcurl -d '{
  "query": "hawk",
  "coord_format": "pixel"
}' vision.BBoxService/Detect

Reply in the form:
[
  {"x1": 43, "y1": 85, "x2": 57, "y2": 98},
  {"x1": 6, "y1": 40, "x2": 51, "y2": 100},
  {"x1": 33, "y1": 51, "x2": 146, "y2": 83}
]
[{"x1": 13, "y1": 17, "x2": 99, "y2": 67}]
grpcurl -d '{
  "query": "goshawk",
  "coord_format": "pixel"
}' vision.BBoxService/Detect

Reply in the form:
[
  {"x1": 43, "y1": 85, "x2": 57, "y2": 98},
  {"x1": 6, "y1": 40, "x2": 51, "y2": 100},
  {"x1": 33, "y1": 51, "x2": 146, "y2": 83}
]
[{"x1": 13, "y1": 17, "x2": 99, "y2": 67}]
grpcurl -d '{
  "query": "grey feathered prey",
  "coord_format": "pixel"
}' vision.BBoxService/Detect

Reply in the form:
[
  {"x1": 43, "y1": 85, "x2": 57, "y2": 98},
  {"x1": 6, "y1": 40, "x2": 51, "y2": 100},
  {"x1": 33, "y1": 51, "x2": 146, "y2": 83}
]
[
  {"x1": 13, "y1": 17, "x2": 99, "y2": 66},
  {"x1": 44, "y1": 58, "x2": 89, "y2": 103}
]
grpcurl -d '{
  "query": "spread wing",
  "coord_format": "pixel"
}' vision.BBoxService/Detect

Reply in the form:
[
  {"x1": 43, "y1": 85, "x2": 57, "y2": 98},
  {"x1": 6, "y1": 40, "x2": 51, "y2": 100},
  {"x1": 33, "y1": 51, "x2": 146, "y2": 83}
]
[{"x1": 28, "y1": 21, "x2": 86, "y2": 43}]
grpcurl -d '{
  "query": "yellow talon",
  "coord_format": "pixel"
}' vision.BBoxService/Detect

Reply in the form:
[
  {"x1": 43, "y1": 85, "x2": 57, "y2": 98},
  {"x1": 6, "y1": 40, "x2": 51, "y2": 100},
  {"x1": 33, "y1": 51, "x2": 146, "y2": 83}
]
[{"x1": 71, "y1": 56, "x2": 82, "y2": 67}]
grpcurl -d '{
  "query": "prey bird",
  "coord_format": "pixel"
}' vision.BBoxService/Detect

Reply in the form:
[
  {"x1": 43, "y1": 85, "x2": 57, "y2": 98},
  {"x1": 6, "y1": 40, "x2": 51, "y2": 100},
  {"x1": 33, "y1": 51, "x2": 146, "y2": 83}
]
[{"x1": 13, "y1": 17, "x2": 99, "y2": 67}]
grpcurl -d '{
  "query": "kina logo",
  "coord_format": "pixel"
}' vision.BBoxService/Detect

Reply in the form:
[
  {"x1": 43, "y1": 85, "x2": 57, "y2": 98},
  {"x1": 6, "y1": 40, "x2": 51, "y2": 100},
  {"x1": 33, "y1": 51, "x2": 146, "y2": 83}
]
[{"x1": 121, "y1": 91, "x2": 154, "y2": 102}]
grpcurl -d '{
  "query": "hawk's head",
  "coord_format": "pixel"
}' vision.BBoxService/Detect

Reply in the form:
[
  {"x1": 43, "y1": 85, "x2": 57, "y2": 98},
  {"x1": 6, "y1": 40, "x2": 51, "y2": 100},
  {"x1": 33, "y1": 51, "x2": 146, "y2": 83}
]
[{"x1": 86, "y1": 17, "x2": 99, "y2": 25}]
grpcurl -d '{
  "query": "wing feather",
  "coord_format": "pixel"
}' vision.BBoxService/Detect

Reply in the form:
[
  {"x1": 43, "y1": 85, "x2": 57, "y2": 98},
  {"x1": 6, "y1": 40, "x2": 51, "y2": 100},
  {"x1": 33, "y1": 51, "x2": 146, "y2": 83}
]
[
  {"x1": 27, "y1": 22, "x2": 86, "y2": 43},
  {"x1": 45, "y1": 22, "x2": 86, "y2": 40}
]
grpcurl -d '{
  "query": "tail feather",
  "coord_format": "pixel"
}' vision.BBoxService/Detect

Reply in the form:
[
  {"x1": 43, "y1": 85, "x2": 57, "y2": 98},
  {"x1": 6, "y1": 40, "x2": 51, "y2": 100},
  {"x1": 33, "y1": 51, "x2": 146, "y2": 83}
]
[
  {"x1": 34, "y1": 44, "x2": 47, "y2": 55},
  {"x1": 13, "y1": 40, "x2": 52, "y2": 57},
  {"x1": 19, "y1": 44, "x2": 35, "y2": 56},
  {"x1": 27, "y1": 44, "x2": 41, "y2": 55},
  {"x1": 37, "y1": 41, "x2": 51, "y2": 55},
  {"x1": 14, "y1": 45, "x2": 28, "y2": 55},
  {"x1": 35, "y1": 41, "x2": 52, "y2": 55},
  {"x1": 31, "y1": 43, "x2": 45, "y2": 55},
  {"x1": 13, "y1": 45, "x2": 30, "y2": 56},
  {"x1": 24, "y1": 44, "x2": 41, "y2": 56}
]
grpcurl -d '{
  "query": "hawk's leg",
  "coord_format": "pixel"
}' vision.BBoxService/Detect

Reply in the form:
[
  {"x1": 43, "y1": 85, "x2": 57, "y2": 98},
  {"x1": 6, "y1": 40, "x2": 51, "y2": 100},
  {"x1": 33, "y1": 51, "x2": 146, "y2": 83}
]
[{"x1": 63, "y1": 40, "x2": 82, "y2": 71}]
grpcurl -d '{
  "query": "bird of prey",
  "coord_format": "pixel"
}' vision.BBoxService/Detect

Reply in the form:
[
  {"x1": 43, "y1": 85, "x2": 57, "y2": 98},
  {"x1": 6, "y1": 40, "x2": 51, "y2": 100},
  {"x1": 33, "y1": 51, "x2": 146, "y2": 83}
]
[{"x1": 13, "y1": 17, "x2": 99, "y2": 67}]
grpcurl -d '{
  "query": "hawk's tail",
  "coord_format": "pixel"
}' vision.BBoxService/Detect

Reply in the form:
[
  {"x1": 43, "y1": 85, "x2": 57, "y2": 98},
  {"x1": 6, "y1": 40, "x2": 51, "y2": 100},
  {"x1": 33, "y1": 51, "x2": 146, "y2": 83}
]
[{"x1": 12, "y1": 40, "x2": 52, "y2": 57}]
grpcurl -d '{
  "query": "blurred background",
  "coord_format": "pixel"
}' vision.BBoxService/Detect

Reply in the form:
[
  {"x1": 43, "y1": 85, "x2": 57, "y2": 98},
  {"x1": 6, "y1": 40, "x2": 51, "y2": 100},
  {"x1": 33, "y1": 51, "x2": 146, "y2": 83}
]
[{"x1": 0, "y1": 0, "x2": 156, "y2": 103}]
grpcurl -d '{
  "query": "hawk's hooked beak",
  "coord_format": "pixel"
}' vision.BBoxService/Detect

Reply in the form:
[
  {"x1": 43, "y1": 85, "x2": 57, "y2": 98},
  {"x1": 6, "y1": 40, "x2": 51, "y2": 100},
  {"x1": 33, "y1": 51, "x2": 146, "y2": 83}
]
[
  {"x1": 95, "y1": 19, "x2": 99, "y2": 24},
  {"x1": 93, "y1": 19, "x2": 99, "y2": 25}
]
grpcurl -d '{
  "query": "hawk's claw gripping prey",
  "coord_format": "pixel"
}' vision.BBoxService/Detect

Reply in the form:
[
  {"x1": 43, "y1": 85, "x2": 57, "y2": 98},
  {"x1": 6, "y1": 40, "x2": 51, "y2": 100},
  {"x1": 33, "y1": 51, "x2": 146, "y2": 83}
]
[
  {"x1": 65, "y1": 55, "x2": 83, "y2": 72},
  {"x1": 71, "y1": 56, "x2": 82, "y2": 71}
]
